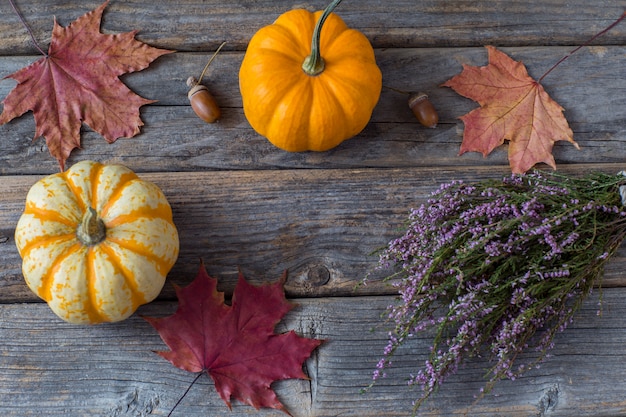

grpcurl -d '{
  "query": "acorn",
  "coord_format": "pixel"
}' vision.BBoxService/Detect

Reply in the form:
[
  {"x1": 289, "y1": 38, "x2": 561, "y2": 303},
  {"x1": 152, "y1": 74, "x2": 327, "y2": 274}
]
[
  {"x1": 187, "y1": 76, "x2": 220, "y2": 123},
  {"x1": 186, "y1": 42, "x2": 226, "y2": 123},
  {"x1": 408, "y1": 92, "x2": 439, "y2": 128}
]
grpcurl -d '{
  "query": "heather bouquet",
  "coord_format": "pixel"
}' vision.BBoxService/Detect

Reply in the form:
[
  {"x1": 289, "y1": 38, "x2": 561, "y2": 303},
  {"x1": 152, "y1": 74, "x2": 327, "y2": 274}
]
[{"x1": 371, "y1": 170, "x2": 626, "y2": 412}]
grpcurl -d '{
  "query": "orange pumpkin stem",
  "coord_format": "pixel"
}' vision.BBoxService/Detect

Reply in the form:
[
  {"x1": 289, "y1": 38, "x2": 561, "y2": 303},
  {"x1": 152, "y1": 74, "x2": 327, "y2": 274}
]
[
  {"x1": 301, "y1": 0, "x2": 344, "y2": 76},
  {"x1": 76, "y1": 207, "x2": 106, "y2": 246}
]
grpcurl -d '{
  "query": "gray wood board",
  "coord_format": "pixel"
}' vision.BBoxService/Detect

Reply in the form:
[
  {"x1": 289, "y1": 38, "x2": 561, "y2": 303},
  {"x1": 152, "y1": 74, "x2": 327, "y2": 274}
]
[
  {"x1": 1, "y1": 47, "x2": 624, "y2": 175},
  {"x1": 2, "y1": 165, "x2": 626, "y2": 303},
  {"x1": 0, "y1": 0, "x2": 624, "y2": 54},
  {"x1": 1, "y1": 290, "x2": 625, "y2": 416}
]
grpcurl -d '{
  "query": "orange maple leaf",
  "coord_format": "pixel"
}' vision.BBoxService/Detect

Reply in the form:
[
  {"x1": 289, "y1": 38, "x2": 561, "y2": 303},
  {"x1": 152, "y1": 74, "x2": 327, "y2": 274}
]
[
  {"x1": 442, "y1": 45, "x2": 579, "y2": 174},
  {"x1": 0, "y1": 1, "x2": 173, "y2": 170}
]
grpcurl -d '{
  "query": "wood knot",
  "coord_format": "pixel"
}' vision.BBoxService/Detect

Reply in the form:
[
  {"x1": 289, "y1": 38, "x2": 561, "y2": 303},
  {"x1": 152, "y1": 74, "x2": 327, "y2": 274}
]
[
  {"x1": 538, "y1": 384, "x2": 559, "y2": 415},
  {"x1": 306, "y1": 265, "x2": 331, "y2": 287}
]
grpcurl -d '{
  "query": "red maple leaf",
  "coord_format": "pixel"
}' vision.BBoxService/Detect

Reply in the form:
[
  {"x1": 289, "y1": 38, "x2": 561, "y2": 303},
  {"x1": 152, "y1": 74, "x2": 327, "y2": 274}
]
[
  {"x1": 0, "y1": 1, "x2": 172, "y2": 170},
  {"x1": 144, "y1": 263, "x2": 322, "y2": 415},
  {"x1": 442, "y1": 45, "x2": 579, "y2": 174}
]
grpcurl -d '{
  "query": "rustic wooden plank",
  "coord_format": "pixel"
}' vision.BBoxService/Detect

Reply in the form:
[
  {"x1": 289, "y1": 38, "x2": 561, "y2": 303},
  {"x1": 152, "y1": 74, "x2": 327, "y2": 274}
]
[
  {"x1": 0, "y1": 0, "x2": 624, "y2": 55},
  {"x1": 2, "y1": 164, "x2": 626, "y2": 303},
  {"x1": 1, "y1": 290, "x2": 626, "y2": 416},
  {"x1": 1, "y1": 1, "x2": 624, "y2": 416},
  {"x1": 1, "y1": 46, "x2": 625, "y2": 175}
]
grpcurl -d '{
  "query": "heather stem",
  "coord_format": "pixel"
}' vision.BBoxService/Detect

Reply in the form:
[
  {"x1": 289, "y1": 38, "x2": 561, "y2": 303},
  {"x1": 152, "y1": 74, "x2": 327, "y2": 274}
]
[
  {"x1": 539, "y1": 11, "x2": 626, "y2": 83},
  {"x1": 9, "y1": 0, "x2": 48, "y2": 57}
]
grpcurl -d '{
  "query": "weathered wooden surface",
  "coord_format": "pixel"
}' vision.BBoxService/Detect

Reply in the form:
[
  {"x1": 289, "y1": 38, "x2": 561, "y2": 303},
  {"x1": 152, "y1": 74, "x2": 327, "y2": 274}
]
[
  {"x1": 1, "y1": 46, "x2": 625, "y2": 175},
  {"x1": 2, "y1": 290, "x2": 626, "y2": 417},
  {"x1": 1, "y1": 0, "x2": 625, "y2": 416},
  {"x1": 3, "y1": 165, "x2": 626, "y2": 304},
  {"x1": 0, "y1": 0, "x2": 624, "y2": 54}
]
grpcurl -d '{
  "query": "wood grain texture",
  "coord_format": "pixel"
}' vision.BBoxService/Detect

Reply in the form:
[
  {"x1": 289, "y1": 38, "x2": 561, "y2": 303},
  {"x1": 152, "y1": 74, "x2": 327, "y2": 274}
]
[
  {"x1": 1, "y1": 290, "x2": 626, "y2": 416},
  {"x1": 2, "y1": 165, "x2": 626, "y2": 304},
  {"x1": 0, "y1": 46, "x2": 624, "y2": 175},
  {"x1": 1, "y1": 1, "x2": 625, "y2": 416},
  {"x1": 0, "y1": 0, "x2": 624, "y2": 54}
]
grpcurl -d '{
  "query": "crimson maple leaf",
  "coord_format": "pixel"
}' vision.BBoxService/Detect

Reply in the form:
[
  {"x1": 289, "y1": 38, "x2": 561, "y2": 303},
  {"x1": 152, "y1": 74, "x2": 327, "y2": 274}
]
[
  {"x1": 0, "y1": 1, "x2": 172, "y2": 170},
  {"x1": 442, "y1": 45, "x2": 579, "y2": 174},
  {"x1": 144, "y1": 263, "x2": 322, "y2": 414}
]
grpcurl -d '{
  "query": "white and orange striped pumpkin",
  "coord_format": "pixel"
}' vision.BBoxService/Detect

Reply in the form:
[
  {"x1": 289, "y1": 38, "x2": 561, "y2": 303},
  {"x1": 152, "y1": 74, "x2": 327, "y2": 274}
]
[{"x1": 14, "y1": 160, "x2": 179, "y2": 324}]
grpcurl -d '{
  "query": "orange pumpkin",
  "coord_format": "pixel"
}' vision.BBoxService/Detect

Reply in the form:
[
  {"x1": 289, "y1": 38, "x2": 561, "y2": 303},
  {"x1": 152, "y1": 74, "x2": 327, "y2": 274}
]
[
  {"x1": 14, "y1": 160, "x2": 179, "y2": 324},
  {"x1": 239, "y1": 0, "x2": 382, "y2": 152}
]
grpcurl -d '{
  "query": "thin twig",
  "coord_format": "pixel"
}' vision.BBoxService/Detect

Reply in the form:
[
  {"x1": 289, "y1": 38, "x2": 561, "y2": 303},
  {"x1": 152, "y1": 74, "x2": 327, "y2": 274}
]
[
  {"x1": 539, "y1": 11, "x2": 625, "y2": 83},
  {"x1": 383, "y1": 85, "x2": 410, "y2": 95},
  {"x1": 195, "y1": 41, "x2": 227, "y2": 84},
  {"x1": 9, "y1": 0, "x2": 48, "y2": 57}
]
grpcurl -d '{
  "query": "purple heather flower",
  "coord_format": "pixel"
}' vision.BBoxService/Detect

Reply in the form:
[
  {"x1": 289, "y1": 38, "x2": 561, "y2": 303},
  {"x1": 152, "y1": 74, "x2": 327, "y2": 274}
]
[{"x1": 370, "y1": 170, "x2": 626, "y2": 411}]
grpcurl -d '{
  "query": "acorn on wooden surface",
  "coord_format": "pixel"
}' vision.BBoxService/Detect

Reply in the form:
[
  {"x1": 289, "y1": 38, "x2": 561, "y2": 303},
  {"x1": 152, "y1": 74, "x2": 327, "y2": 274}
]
[
  {"x1": 186, "y1": 42, "x2": 226, "y2": 123},
  {"x1": 408, "y1": 92, "x2": 439, "y2": 128},
  {"x1": 187, "y1": 76, "x2": 220, "y2": 123}
]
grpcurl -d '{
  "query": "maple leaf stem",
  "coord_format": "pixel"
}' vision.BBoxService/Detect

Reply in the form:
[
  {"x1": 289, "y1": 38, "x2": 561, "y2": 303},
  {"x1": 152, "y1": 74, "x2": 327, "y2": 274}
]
[
  {"x1": 167, "y1": 371, "x2": 205, "y2": 417},
  {"x1": 9, "y1": 0, "x2": 48, "y2": 57},
  {"x1": 539, "y1": 10, "x2": 625, "y2": 83}
]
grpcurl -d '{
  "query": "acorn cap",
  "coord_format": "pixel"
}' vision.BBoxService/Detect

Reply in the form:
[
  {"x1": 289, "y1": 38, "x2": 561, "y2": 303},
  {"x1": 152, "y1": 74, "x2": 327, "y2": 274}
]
[
  {"x1": 407, "y1": 92, "x2": 429, "y2": 108},
  {"x1": 186, "y1": 76, "x2": 208, "y2": 99}
]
